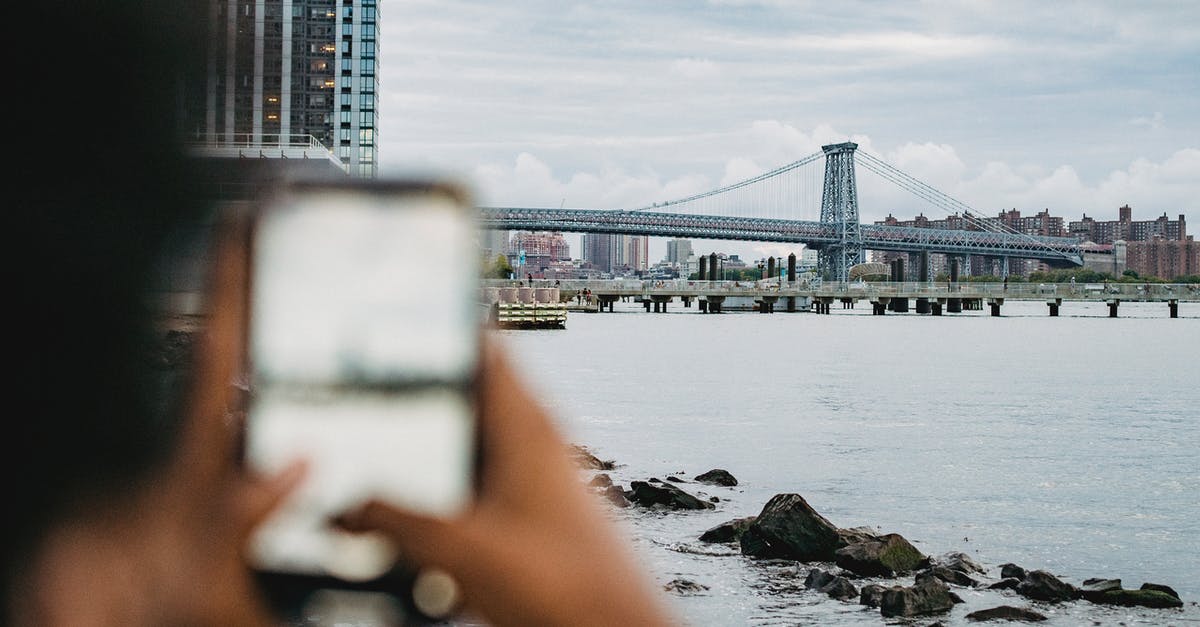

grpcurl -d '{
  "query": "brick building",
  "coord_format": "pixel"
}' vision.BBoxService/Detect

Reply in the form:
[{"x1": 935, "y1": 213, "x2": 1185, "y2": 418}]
[{"x1": 1125, "y1": 238, "x2": 1200, "y2": 280}]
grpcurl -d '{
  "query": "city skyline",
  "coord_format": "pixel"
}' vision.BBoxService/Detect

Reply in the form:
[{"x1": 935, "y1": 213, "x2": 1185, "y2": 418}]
[{"x1": 377, "y1": 2, "x2": 1198, "y2": 263}]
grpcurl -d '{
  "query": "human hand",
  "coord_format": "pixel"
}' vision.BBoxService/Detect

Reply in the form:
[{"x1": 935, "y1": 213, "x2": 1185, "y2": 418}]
[
  {"x1": 337, "y1": 338, "x2": 676, "y2": 627},
  {"x1": 12, "y1": 216, "x2": 305, "y2": 627}
]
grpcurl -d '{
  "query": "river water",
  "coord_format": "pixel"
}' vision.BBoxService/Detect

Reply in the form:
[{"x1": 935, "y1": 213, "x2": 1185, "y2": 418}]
[{"x1": 495, "y1": 298, "x2": 1200, "y2": 626}]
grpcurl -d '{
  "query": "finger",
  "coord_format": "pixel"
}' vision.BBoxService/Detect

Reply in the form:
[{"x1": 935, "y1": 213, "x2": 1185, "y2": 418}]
[
  {"x1": 235, "y1": 459, "x2": 308, "y2": 537},
  {"x1": 335, "y1": 500, "x2": 471, "y2": 571}
]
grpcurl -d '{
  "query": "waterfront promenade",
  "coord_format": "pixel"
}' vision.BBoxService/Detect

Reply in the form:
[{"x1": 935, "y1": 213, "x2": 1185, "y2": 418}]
[{"x1": 484, "y1": 279, "x2": 1199, "y2": 317}]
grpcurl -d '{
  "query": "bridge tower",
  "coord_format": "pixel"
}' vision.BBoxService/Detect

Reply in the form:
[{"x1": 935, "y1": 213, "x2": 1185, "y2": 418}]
[{"x1": 817, "y1": 142, "x2": 864, "y2": 282}]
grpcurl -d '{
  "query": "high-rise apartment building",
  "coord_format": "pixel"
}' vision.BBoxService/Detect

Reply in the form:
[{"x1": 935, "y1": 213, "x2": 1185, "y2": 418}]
[
  {"x1": 666, "y1": 239, "x2": 693, "y2": 264},
  {"x1": 190, "y1": 0, "x2": 378, "y2": 178}
]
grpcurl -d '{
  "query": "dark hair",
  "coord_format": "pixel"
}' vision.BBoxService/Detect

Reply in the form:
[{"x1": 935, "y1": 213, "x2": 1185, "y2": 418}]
[{"x1": 6, "y1": 0, "x2": 210, "y2": 608}]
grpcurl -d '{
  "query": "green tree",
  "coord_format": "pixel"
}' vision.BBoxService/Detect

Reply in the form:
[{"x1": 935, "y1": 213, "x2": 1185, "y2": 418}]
[{"x1": 486, "y1": 253, "x2": 513, "y2": 279}]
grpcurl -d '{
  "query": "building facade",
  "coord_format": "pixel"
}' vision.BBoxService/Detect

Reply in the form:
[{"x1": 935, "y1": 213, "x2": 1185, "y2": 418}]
[
  {"x1": 1069, "y1": 205, "x2": 1186, "y2": 244},
  {"x1": 666, "y1": 239, "x2": 694, "y2": 264},
  {"x1": 873, "y1": 206, "x2": 1193, "y2": 279},
  {"x1": 1125, "y1": 238, "x2": 1199, "y2": 280},
  {"x1": 508, "y1": 231, "x2": 570, "y2": 276},
  {"x1": 191, "y1": 0, "x2": 378, "y2": 178}
]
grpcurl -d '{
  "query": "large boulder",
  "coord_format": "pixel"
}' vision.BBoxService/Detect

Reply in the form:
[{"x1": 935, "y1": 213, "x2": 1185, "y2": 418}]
[
  {"x1": 628, "y1": 480, "x2": 714, "y2": 510},
  {"x1": 699, "y1": 516, "x2": 756, "y2": 543},
  {"x1": 739, "y1": 494, "x2": 842, "y2": 561},
  {"x1": 879, "y1": 578, "x2": 957, "y2": 618},
  {"x1": 1016, "y1": 570, "x2": 1077, "y2": 603},
  {"x1": 835, "y1": 533, "x2": 925, "y2": 577},
  {"x1": 694, "y1": 469, "x2": 738, "y2": 486}
]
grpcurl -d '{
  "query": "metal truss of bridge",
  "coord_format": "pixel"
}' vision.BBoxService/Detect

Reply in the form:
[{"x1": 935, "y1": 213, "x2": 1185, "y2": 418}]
[
  {"x1": 479, "y1": 142, "x2": 1084, "y2": 271},
  {"x1": 479, "y1": 207, "x2": 1084, "y2": 268}
]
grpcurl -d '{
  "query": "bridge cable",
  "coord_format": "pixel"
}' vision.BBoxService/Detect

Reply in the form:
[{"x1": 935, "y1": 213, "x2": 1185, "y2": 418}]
[{"x1": 855, "y1": 150, "x2": 1076, "y2": 261}]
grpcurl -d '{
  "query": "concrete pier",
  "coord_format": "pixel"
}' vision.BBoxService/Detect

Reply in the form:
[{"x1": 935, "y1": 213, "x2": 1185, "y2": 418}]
[{"x1": 1047, "y1": 298, "x2": 1061, "y2": 317}]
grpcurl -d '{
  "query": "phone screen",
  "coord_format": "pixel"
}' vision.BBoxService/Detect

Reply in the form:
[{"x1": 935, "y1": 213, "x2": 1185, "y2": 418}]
[{"x1": 244, "y1": 180, "x2": 480, "y2": 582}]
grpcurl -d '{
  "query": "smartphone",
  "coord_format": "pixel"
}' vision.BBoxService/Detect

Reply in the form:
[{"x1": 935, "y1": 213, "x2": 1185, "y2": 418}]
[{"x1": 240, "y1": 177, "x2": 481, "y2": 615}]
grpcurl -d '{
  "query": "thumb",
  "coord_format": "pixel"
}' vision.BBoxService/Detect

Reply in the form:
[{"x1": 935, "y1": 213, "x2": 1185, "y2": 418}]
[{"x1": 335, "y1": 500, "x2": 471, "y2": 570}]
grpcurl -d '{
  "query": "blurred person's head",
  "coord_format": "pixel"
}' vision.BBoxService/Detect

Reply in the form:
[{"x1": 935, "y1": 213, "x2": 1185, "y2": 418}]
[{"x1": 6, "y1": 0, "x2": 209, "y2": 611}]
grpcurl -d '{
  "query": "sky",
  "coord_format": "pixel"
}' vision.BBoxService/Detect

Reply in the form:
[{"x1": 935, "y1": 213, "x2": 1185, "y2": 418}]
[{"x1": 376, "y1": 0, "x2": 1200, "y2": 263}]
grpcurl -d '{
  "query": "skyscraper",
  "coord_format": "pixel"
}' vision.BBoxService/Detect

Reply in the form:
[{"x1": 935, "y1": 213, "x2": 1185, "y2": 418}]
[{"x1": 190, "y1": 0, "x2": 378, "y2": 178}]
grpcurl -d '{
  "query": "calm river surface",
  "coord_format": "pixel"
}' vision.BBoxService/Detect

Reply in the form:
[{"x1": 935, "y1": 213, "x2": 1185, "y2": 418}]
[{"x1": 496, "y1": 299, "x2": 1200, "y2": 626}]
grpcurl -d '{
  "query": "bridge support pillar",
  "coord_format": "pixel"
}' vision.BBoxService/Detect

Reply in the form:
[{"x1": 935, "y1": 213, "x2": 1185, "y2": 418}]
[
  {"x1": 947, "y1": 298, "x2": 962, "y2": 313},
  {"x1": 915, "y1": 298, "x2": 930, "y2": 314},
  {"x1": 1108, "y1": 299, "x2": 1119, "y2": 318},
  {"x1": 931, "y1": 300, "x2": 943, "y2": 316},
  {"x1": 699, "y1": 300, "x2": 708, "y2": 313},
  {"x1": 871, "y1": 300, "x2": 887, "y2": 315},
  {"x1": 892, "y1": 298, "x2": 909, "y2": 313},
  {"x1": 988, "y1": 299, "x2": 1003, "y2": 317},
  {"x1": 1047, "y1": 298, "x2": 1062, "y2": 317},
  {"x1": 840, "y1": 297, "x2": 854, "y2": 309},
  {"x1": 787, "y1": 296, "x2": 796, "y2": 312},
  {"x1": 1169, "y1": 299, "x2": 1178, "y2": 318}
]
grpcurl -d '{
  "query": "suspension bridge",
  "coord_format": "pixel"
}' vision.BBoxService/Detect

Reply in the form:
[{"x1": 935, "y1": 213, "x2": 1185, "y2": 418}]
[{"x1": 478, "y1": 142, "x2": 1084, "y2": 281}]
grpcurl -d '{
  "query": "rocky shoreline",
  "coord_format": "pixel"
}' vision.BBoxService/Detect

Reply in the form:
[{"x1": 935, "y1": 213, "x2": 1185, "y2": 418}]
[{"x1": 570, "y1": 444, "x2": 1191, "y2": 623}]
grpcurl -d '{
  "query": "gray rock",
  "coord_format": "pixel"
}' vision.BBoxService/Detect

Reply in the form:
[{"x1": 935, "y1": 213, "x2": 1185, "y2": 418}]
[
  {"x1": 965, "y1": 605, "x2": 1047, "y2": 622},
  {"x1": 699, "y1": 516, "x2": 756, "y2": 543},
  {"x1": 570, "y1": 444, "x2": 614, "y2": 470},
  {"x1": 1139, "y1": 582, "x2": 1180, "y2": 600},
  {"x1": 930, "y1": 551, "x2": 986, "y2": 575},
  {"x1": 803, "y1": 568, "x2": 856, "y2": 601},
  {"x1": 999, "y1": 563, "x2": 1027, "y2": 580},
  {"x1": 1016, "y1": 570, "x2": 1077, "y2": 603},
  {"x1": 879, "y1": 578, "x2": 956, "y2": 618},
  {"x1": 663, "y1": 578, "x2": 709, "y2": 595},
  {"x1": 821, "y1": 576, "x2": 859, "y2": 601},
  {"x1": 987, "y1": 578, "x2": 1020, "y2": 591},
  {"x1": 694, "y1": 468, "x2": 738, "y2": 486},
  {"x1": 837, "y1": 526, "x2": 882, "y2": 546},
  {"x1": 739, "y1": 494, "x2": 842, "y2": 561},
  {"x1": 588, "y1": 473, "x2": 613, "y2": 488},
  {"x1": 601, "y1": 485, "x2": 630, "y2": 508},
  {"x1": 916, "y1": 566, "x2": 979, "y2": 588},
  {"x1": 803, "y1": 568, "x2": 836, "y2": 590},
  {"x1": 1091, "y1": 589, "x2": 1183, "y2": 608},
  {"x1": 1077, "y1": 578, "x2": 1121, "y2": 602},
  {"x1": 628, "y1": 480, "x2": 714, "y2": 510},
  {"x1": 835, "y1": 533, "x2": 926, "y2": 577},
  {"x1": 859, "y1": 584, "x2": 888, "y2": 608}
]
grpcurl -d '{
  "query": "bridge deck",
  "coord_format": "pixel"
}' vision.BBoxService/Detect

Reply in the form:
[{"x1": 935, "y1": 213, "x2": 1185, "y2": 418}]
[{"x1": 486, "y1": 279, "x2": 1200, "y2": 303}]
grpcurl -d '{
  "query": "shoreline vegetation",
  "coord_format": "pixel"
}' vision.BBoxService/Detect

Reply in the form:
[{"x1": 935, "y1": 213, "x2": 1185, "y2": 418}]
[{"x1": 568, "y1": 444, "x2": 1190, "y2": 622}]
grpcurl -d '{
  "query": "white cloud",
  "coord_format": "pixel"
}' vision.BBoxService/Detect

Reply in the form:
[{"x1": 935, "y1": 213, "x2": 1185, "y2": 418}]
[
  {"x1": 671, "y1": 57, "x2": 720, "y2": 79},
  {"x1": 1130, "y1": 112, "x2": 1165, "y2": 130}
]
